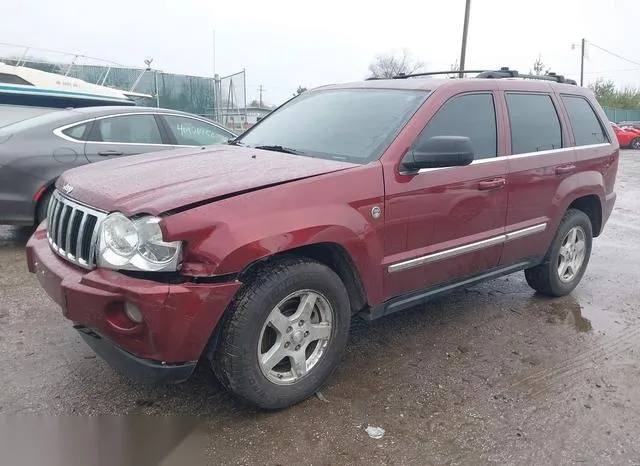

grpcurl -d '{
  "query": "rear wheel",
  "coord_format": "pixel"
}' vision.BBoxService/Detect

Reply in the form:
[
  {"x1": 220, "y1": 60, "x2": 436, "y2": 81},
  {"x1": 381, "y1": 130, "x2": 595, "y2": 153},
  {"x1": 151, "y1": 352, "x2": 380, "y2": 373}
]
[
  {"x1": 525, "y1": 209, "x2": 593, "y2": 297},
  {"x1": 631, "y1": 137, "x2": 640, "y2": 150},
  {"x1": 35, "y1": 189, "x2": 53, "y2": 226},
  {"x1": 212, "y1": 257, "x2": 351, "y2": 410}
]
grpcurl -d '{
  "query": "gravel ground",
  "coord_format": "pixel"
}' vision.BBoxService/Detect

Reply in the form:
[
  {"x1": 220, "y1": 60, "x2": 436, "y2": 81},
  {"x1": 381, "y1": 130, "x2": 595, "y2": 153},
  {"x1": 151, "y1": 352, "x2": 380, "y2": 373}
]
[{"x1": 1, "y1": 151, "x2": 639, "y2": 465}]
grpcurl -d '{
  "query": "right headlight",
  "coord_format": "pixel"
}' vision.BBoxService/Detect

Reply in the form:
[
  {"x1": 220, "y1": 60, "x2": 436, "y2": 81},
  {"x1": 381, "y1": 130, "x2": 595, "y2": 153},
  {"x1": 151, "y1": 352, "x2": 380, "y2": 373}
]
[{"x1": 97, "y1": 213, "x2": 182, "y2": 272}]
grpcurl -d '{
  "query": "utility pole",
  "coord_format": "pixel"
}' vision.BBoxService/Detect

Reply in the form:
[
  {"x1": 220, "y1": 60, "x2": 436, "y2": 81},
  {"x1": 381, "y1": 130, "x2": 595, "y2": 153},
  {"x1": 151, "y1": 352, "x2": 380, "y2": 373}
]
[
  {"x1": 580, "y1": 38, "x2": 585, "y2": 86},
  {"x1": 258, "y1": 85, "x2": 265, "y2": 108},
  {"x1": 458, "y1": 0, "x2": 472, "y2": 78},
  {"x1": 212, "y1": 30, "x2": 216, "y2": 76}
]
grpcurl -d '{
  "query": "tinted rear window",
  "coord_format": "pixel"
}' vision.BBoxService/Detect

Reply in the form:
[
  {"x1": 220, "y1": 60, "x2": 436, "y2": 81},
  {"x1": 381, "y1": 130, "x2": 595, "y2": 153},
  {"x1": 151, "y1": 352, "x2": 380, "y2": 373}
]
[
  {"x1": 0, "y1": 106, "x2": 64, "y2": 130},
  {"x1": 561, "y1": 95, "x2": 609, "y2": 146},
  {"x1": 506, "y1": 93, "x2": 562, "y2": 154}
]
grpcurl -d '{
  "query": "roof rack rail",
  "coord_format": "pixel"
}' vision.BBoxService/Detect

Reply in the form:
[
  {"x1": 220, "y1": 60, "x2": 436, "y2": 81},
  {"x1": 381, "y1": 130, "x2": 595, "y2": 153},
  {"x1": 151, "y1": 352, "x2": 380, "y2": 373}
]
[
  {"x1": 371, "y1": 66, "x2": 577, "y2": 85},
  {"x1": 474, "y1": 67, "x2": 578, "y2": 85},
  {"x1": 365, "y1": 70, "x2": 487, "y2": 81}
]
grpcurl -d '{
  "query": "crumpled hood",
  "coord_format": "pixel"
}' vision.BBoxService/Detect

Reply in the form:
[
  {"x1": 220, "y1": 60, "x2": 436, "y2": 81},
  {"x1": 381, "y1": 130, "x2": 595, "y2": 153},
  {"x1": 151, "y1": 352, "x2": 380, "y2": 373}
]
[{"x1": 56, "y1": 145, "x2": 357, "y2": 216}]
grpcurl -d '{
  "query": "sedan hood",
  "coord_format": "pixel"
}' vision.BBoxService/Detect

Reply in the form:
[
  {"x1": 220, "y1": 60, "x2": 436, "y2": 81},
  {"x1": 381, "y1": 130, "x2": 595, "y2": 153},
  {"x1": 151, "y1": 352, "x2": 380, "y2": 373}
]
[{"x1": 57, "y1": 145, "x2": 357, "y2": 216}]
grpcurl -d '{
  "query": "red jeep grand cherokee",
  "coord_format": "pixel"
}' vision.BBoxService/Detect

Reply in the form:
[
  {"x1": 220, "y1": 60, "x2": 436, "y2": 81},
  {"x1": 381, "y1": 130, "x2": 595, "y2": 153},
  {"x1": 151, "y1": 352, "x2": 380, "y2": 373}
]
[{"x1": 26, "y1": 68, "x2": 618, "y2": 409}]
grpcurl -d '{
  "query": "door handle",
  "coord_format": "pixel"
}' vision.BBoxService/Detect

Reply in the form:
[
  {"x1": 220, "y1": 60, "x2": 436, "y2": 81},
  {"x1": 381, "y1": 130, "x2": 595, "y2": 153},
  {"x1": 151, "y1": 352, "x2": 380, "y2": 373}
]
[
  {"x1": 98, "y1": 150, "x2": 124, "y2": 156},
  {"x1": 478, "y1": 178, "x2": 506, "y2": 190},
  {"x1": 555, "y1": 164, "x2": 575, "y2": 175}
]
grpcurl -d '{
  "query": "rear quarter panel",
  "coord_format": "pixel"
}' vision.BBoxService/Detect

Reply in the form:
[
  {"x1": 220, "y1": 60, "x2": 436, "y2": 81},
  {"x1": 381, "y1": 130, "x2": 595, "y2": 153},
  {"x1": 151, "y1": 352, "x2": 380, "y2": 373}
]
[
  {"x1": 0, "y1": 129, "x2": 88, "y2": 224},
  {"x1": 557, "y1": 88, "x2": 619, "y2": 232},
  {"x1": 161, "y1": 163, "x2": 387, "y2": 305}
]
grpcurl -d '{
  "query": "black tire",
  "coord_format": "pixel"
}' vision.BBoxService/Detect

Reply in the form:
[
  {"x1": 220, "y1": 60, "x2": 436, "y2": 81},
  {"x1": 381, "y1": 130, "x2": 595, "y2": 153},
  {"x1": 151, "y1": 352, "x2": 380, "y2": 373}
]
[
  {"x1": 212, "y1": 257, "x2": 351, "y2": 410},
  {"x1": 35, "y1": 189, "x2": 53, "y2": 226},
  {"x1": 525, "y1": 209, "x2": 593, "y2": 297},
  {"x1": 631, "y1": 138, "x2": 640, "y2": 150}
]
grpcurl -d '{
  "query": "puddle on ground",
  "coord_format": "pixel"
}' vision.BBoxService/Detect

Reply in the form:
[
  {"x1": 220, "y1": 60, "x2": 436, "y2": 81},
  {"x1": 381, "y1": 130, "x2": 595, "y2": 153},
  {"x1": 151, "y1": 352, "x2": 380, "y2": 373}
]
[{"x1": 525, "y1": 293, "x2": 624, "y2": 334}]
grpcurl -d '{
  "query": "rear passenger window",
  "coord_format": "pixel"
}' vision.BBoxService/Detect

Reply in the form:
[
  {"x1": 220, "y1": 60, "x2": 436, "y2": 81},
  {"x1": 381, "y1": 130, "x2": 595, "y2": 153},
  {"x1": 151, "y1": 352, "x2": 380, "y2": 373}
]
[
  {"x1": 62, "y1": 123, "x2": 89, "y2": 141},
  {"x1": 95, "y1": 114, "x2": 163, "y2": 144},
  {"x1": 506, "y1": 93, "x2": 562, "y2": 154},
  {"x1": 416, "y1": 93, "x2": 497, "y2": 159},
  {"x1": 561, "y1": 95, "x2": 609, "y2": 146}
]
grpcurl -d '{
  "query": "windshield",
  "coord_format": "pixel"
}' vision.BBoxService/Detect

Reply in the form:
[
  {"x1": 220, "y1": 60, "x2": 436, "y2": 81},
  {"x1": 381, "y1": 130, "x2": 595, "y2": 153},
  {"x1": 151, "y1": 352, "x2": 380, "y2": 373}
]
[{"x1": 237, "y1": 88, "x2": 429, "y2": 163}]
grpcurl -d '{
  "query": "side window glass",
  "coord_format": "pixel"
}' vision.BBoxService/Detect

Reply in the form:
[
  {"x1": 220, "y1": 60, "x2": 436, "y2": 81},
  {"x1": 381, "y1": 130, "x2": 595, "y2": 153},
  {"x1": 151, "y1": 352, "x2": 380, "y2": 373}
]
[
  {"x1": 96, "y1": 114, "x2": 163, "y2": 144},
  {"x1": 506, "y1": 93, "x2": 562, "y2": 154},
  {"x1": 415, "y1": 93, "x2": 497, "y2": 160},
  {"x1": 561, "y1": 95, "x2": 609, "y2": 146},
  {"x1": 62, "y1": 123, "x2": 89, "y2": 141},
  {"x1": 164, "y1": 115, "x2": 232, "y2": 146}
]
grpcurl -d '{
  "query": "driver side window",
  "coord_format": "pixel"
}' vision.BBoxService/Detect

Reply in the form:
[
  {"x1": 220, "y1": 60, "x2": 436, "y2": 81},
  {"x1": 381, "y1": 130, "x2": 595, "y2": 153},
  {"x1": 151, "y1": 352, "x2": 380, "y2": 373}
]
[{"x1": 415, "y1": 93, "x2": 497, "y2": 160}]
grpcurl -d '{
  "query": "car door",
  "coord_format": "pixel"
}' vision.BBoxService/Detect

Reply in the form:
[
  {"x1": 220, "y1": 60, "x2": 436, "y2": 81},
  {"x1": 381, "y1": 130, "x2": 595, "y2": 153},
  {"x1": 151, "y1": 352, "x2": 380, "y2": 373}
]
[
  {"x1": 83, "y1": 113, "x2": 173, "y2": 163},
  {"x1": 159, "y1": 114, "x2": 235, "y2": 148},
  {"x1": 499, "y1": 89, "x2": 576, "y2": 266},
  {"x1": 383, "y1": 91, "x2": 509, "y2": 298}
]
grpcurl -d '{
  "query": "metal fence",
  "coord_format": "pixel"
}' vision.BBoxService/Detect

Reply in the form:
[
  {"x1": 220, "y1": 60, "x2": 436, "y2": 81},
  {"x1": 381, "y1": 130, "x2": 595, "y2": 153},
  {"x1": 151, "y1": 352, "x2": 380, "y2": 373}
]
[
  {"x1": 603, "y1": 107, "x2": 640, "y2": 123},
  {"x1": 0, "y1": 43, "x2": 247, "y2": 130}
]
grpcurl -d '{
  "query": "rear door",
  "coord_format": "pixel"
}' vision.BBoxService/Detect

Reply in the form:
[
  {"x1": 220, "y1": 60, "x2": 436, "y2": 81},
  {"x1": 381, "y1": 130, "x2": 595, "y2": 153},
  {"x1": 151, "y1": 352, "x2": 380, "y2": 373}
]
[
  {"x1": 499, "y1": 88, "x2": 575, "y2": 266},
  {"x1": 83, "y1": 113, "x2": 173, "y2": 163}
]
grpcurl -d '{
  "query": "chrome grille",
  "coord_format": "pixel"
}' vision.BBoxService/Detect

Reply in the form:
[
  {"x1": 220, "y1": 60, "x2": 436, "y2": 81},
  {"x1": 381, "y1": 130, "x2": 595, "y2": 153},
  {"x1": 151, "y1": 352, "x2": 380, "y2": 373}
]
[{"x1": 46, "y1": 190, "x2": 107, "y2": 269}]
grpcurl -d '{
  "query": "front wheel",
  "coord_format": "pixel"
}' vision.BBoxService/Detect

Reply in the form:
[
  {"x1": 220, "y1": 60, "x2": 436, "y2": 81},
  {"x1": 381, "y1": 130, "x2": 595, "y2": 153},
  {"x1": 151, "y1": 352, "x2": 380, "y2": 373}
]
[
  {"x1": 212, "y1": 257, "x2": 351, "y2": 410},
  {"x1": 525, "y1": 209, "x2": 593, "y2": 297},
  {"x1": 631, "y1": 137, "x2": 640, "y2": 150}
]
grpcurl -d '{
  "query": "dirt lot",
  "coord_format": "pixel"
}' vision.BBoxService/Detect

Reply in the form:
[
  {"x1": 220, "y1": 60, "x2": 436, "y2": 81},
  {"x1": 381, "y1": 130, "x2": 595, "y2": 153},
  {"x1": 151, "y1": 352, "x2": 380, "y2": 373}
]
[{"x1": 1, "y1": 152, "x2": 639, "y2": 465}]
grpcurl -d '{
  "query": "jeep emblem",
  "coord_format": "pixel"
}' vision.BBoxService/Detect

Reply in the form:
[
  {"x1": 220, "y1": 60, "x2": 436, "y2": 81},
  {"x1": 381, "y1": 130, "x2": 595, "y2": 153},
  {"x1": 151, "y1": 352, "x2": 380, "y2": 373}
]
[{"x1": 62, "y1": 183, "x2": 74, "y2": 194}]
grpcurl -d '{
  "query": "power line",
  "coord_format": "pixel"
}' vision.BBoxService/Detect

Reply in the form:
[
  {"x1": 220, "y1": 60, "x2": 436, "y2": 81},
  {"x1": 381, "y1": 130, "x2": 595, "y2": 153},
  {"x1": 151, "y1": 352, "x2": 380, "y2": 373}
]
[
  {"x1": 587, "y1": 41, "x2": 640, "y2": 68},
  {"x1": 583, "y1": 67, "x2": 640, "y2": 75}
]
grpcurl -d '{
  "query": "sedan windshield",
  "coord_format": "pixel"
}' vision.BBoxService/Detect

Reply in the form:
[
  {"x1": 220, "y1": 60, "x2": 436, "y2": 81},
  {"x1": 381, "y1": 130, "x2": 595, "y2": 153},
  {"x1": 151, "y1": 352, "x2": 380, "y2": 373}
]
[{"x1": 237, "y1": 88, "x2": 429, "y2": 163}]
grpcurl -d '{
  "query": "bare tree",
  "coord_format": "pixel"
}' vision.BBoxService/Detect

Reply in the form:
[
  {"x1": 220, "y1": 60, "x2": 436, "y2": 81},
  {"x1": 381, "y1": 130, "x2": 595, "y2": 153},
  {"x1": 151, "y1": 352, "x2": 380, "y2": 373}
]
[
  {"x1": 293, "y1": 85, "x2": 307, "y2": 96},
  {"x1": 531, "y1": 54, "x2": 549, "y2": 75},
  {"x1": 448, "y1": 59, "x2": 460, "y2": 77},
  {"x1": 367, "y1": 49, "x2": 425, "y2": 79}
]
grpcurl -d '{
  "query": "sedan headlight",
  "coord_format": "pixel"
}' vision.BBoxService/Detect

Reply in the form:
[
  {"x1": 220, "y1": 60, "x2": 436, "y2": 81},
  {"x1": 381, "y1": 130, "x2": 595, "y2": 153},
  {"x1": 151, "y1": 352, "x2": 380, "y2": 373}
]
[{"x1": 97, "y1": 213, "x2": 182, "y2": 272}]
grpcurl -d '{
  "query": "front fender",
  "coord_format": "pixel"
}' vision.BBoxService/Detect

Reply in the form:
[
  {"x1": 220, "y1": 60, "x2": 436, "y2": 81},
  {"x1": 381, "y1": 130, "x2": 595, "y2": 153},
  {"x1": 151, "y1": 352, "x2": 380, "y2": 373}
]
[{"x1": 168, "y1": 205, "x2": 384, "y2": 304}]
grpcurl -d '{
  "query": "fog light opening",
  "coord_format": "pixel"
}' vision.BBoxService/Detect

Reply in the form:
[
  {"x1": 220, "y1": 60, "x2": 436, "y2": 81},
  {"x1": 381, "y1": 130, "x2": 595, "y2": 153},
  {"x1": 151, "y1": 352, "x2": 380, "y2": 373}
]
[{"x1": 124, "y1": 302, "x2": 144, "y2": 324}]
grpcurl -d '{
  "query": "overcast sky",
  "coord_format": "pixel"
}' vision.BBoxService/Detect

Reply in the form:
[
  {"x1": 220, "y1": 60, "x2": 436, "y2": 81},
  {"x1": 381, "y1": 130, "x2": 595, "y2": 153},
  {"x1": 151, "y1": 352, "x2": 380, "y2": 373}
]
[{"x1": 3, "y1": 0, "x2": 639, "y2": 106}]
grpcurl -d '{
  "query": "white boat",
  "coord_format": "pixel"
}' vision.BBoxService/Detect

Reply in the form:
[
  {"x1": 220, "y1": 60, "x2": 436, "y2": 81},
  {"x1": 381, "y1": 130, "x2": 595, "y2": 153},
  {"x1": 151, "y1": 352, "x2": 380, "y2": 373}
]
[{"x1": 0, "y1": 62, "x2": 152, "y2": 126}]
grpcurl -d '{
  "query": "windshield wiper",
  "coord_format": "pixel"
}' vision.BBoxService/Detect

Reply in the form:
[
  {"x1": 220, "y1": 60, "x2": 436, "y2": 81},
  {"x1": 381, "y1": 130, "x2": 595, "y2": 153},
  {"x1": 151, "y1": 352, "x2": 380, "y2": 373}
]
[
  {"x1": 253, "y1": 145, "x2": 302, "y2": 155},
  {"x1": 227, "y1": 139, "x2": 245, "y2": 146}
]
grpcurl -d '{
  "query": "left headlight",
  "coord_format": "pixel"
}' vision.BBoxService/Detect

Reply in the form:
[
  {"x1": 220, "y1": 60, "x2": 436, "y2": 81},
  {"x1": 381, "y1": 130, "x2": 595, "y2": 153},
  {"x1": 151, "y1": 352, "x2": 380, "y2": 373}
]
[{"x1": 97, "y1": 213, "x2": 182, "y2": 272}]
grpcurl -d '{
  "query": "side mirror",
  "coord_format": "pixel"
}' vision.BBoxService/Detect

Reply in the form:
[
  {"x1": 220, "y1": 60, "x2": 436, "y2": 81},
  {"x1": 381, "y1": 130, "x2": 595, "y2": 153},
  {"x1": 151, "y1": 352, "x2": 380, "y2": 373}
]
[{"x1": 402, "y1": 135, "x2": 475, "y2": 172}]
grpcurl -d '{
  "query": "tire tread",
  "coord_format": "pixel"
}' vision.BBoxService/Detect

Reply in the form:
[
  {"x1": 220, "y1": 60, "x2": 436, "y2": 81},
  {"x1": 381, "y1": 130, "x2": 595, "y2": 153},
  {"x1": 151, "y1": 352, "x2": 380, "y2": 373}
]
[
  {"x1": 525, "y1": 208, "x2": 592, "y2": 297},
  {"x1": 212, "y1": 256, "x2": 350, "y2": 409}
]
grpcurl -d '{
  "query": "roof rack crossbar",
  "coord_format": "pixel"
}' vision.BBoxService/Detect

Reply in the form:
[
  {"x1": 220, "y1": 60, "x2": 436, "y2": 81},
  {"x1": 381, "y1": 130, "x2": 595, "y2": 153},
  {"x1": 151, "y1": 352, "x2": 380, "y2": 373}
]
[
  {"x1": 370, "y1": 67, "x2": 577, "y2": 85},
  {"x1": 391, "y1": 69, "x2": 489, "y2": 79}
]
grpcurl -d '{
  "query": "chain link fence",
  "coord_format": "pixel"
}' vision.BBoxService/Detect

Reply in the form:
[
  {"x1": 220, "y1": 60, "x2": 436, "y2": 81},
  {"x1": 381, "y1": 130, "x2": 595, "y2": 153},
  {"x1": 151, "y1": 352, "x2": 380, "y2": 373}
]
[
  {"x1": 603, "y1": 107, "x2": 640, "y2": 123},
  {"x1": 0, "y1": 43, "x2": 247, "y2": 131}
]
